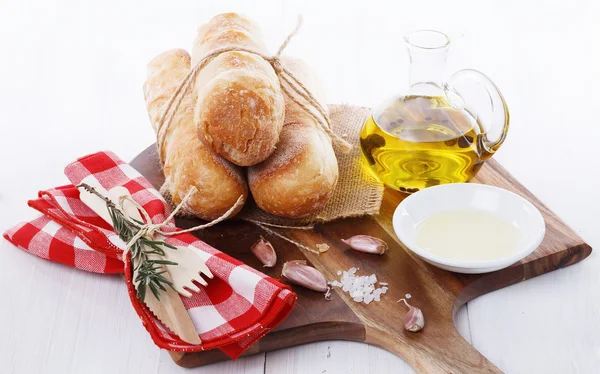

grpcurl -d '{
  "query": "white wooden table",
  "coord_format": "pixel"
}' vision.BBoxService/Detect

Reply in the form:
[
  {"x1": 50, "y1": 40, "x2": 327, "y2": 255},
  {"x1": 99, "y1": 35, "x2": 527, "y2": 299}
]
[{"x1": 1, "y1": 1, "x2": 598, "y2": 373}]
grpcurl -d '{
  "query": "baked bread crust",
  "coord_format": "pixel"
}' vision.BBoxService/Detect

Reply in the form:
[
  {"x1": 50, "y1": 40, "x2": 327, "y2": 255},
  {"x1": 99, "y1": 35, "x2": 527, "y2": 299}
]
[
  {"x1": 144, "y1": 49, "x2": 248, "y2": 220},
  {"x1": 192, "y1": 13, "x2": 285, "y2": 166},
  {"x1": 248, "y1": 57, "x2": 339, "y2": 218}
]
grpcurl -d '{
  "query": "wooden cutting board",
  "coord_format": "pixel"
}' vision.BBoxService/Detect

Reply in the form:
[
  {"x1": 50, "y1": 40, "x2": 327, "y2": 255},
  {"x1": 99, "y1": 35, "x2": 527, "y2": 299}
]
[{"x1": 131, "y1": 145, "x2": 591, "y2": 373}]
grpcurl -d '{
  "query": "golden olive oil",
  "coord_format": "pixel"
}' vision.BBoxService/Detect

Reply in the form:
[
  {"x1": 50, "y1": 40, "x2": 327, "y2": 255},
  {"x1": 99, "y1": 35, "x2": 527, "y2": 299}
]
[
  {"x1": 360, "y1": 95, "x2": 487, "y2": 192},
  {"x1": 416, "y1": 209, "x2": 521, "y2": 261}
]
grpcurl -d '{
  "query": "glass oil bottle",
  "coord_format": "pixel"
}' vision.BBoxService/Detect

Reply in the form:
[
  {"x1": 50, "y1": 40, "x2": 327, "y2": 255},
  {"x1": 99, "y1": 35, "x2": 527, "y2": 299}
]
[{"x1": 360, "y1": 30, "x2": 509, "y2": 192}]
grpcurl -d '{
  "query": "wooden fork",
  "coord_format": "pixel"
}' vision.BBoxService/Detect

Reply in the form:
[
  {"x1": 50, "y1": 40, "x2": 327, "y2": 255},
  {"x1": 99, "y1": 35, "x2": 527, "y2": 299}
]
[{"x1": 109, "y1": 186, "x2": 214, "y2": 298}]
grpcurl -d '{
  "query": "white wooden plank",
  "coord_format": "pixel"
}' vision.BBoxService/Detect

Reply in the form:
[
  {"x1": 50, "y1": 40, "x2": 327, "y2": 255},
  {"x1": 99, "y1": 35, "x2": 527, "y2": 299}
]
[
  {"x1": 157, "y1": 351, "x2": 266, "y2": 374},
  {"x1": 265, "y1": 341, "x2": 410, "y2": 374},
  {"x1": 469, "y1": 259, "x2": 600, "y2": 374}
]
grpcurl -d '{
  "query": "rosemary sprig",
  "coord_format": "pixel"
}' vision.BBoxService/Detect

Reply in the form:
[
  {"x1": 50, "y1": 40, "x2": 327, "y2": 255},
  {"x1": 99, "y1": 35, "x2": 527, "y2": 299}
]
[{"x1": 79, "y1": 183, "x2": 177, "y2": 301}]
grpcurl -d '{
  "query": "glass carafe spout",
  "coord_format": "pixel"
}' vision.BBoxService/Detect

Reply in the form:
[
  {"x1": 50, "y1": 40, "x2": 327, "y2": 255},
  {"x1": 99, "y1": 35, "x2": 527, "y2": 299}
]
[{"x1": 404, "y1": 30, "x2": 450, "y2": 96}]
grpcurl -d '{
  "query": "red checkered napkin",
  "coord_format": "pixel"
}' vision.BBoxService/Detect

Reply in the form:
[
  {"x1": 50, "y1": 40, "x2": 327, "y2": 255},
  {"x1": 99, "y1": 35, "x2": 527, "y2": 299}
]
[{"x1": 3, "y1": 151, "x2": 296, "y2": 359}]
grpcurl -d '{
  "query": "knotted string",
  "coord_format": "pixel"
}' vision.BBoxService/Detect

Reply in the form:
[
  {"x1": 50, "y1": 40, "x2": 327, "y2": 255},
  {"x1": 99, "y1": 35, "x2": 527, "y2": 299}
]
[
  {"x1": 77, "y1": 183, "x2": 244, "y2": 261},
  {"x1": 120, "y1": 188, "x2": 243, "y2": 260},
  {"x1": 150, "y1": 17, "x2": 349, "y2": 256},
  {"x1": 155, "y1": 15, "x2": 352, "y2": 166}
]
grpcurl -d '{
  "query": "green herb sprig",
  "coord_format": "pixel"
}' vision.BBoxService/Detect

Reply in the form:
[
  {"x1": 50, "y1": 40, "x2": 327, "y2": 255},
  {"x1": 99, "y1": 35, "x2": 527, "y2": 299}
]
[{"x1": 78, "y1": 183, "x2": 177, "y2": 301}]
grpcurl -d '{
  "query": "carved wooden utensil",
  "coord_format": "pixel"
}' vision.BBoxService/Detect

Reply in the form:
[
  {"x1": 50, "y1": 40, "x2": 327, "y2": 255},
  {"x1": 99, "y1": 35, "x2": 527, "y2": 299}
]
[
  {"x1": 79, "y1": 183, "x2": 201, "y2": 345},
  {"x1": 110, "y1": 186, "x2": 214, "y2": 298},
  {"x1": 131, "y1": 145, "x2": 592, "y2": 373}
]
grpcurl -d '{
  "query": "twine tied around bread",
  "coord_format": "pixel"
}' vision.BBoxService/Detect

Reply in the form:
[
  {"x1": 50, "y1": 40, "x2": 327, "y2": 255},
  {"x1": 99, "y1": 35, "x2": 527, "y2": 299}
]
[
  {"x1": 118, "y1": 187, "x2": 244, "y2": 254},
  {"x1": 150, "y1": 19, "x2": 383, "y2": 256},
  {"x1": 154, "y1": 15, "x2": 353, "y2": 167}
]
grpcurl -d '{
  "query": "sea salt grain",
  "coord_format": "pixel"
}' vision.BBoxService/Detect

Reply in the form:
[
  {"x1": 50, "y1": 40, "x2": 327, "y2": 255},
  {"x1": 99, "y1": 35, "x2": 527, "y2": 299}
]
[{"x1": 330, "y1": 268, "x2": 388, "y2": 305}]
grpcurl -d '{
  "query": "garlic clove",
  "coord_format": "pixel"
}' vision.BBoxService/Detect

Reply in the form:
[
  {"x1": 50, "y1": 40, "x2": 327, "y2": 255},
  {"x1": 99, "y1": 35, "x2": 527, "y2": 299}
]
[
  {"x1": 341, "y1": 235, "x2": 388, "y2": 255},
  {"x1": 403, "y1": 305, "x2": 425, "y2": 332},
  {"x1": 282, "y1": 260, "x2": 328, "y2": 292},
  {"x1": 251, "y1": 236, "x2": 277, "y2": 267},
  {"x1": 398, "y1": 298, "x2": 425, "y2": 332}
]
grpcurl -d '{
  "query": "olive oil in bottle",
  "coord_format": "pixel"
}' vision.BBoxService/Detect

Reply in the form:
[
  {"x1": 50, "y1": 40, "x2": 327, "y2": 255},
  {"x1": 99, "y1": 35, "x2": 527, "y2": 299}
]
[{"x1": 360, "y1": 95, "x2": 487, "y2": 192}]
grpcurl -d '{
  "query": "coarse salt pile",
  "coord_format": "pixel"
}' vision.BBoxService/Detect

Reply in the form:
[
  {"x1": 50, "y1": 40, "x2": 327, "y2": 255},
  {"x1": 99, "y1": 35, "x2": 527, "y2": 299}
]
[{"x1": 330, "y1": 267, "x2": 388, "y2": 305}]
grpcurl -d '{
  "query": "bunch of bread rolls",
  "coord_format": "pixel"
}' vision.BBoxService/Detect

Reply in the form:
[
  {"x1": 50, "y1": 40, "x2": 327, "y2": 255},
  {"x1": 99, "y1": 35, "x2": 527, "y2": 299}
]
[{"x1": 143, "y1": 13, "x2": 338, "y2": 220}]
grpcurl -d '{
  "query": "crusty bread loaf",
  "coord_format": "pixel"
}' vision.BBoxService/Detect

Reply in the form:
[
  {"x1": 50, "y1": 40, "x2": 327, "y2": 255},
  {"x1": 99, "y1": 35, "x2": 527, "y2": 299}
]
[
  {"x1": 191, "y1": 13, "x2": 285, "y2": 166},
  {"x1": 248, "y1": 57, "x2": 339, "y2": 218},
  {"x1": 144, "y1": 49, "x2": 248, "y2": 220}
]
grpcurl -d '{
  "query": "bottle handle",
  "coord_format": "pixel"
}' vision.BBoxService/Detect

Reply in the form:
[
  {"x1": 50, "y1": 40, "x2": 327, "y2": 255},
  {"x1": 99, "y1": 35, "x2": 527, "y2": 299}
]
[{"x1": 443, "y1": 69, "x2": 510, "y2": 155}]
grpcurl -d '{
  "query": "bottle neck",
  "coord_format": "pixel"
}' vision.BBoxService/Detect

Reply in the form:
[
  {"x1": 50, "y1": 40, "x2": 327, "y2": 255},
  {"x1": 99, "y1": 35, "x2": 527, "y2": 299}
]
[{"x1": 406, "y1": 43, "x2": 449, "y2": 97}]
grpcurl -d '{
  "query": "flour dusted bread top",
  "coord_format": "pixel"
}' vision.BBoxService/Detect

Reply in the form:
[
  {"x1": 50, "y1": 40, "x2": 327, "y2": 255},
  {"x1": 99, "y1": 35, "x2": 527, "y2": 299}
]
[
  {"x1": 144, "y1": 49, "x2": 248, "y2": 220},
  {"x1": 248, "y1": 122, "x2": 338, "y2": 218},
  {"x1": 248, "y1": 57, "x2": 339, "y2": 218},
  {"x1": 192, "y1": 13, "x2": 285, "y2": 166}
]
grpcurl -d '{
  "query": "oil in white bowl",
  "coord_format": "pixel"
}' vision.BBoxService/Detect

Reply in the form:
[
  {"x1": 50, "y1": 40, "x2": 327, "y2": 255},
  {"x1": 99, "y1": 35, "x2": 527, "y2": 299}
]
[{"x1": 415, "y1": 209, "x2": 522, "y2": 262}]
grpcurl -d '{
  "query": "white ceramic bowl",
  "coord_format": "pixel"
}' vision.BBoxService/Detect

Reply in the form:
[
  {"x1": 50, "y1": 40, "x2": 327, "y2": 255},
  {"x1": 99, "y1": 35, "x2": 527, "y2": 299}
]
[{"x1": 392, "y1": 183, "x2": 546, "y2": 274}]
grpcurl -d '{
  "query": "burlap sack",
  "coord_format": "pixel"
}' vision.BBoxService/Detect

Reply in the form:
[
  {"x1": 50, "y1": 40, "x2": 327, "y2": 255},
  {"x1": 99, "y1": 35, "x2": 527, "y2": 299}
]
[
  {"x1": 162, "y1": 104, "x2": 384, "y2": 231},
  {"x1": 240, "y1": 104, "x2": 384, "y2": 227}
]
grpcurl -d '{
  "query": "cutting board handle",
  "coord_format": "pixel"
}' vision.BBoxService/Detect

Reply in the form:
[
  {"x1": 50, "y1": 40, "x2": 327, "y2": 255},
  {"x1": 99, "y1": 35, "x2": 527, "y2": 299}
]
[{"x1": 365, "y1": 325, "x2": 502, "y2": 373}]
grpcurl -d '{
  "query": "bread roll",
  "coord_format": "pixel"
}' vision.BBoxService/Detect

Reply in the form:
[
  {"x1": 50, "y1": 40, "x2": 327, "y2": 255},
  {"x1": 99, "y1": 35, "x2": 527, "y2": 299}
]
[
  {"x1": 144, "y1": 49, "x2": 248, "y2": 220},
  {"x1": 248, "y1": 57, "x2": 339, "y2": 218},
  {"x1": 191, "y1": 13, "x2": 285, "y2": 166}
]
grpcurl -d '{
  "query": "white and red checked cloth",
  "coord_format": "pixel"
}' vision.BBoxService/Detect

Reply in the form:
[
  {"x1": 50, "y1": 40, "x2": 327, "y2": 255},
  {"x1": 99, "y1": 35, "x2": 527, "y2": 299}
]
[{"x1": 3, "y1": 151, "x2": 296, "y2": 359}]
